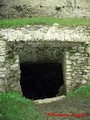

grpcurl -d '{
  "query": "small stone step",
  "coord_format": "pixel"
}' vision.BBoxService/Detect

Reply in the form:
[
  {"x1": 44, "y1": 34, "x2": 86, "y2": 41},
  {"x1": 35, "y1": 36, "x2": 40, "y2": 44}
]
[{"x1": 34, "y1": 95, "x2": 65, "y2": 104}]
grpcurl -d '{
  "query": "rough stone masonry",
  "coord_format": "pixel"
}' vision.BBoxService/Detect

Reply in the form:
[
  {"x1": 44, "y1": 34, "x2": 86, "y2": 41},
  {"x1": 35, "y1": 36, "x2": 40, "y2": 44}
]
[{"x1": 0, "y1": 24, "x2": 90, "y2": 96}]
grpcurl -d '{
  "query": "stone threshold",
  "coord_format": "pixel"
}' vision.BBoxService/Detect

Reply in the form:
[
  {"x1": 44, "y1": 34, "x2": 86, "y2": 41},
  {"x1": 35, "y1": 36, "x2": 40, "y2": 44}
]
[{"x1": 34, "y1": 95, "x2": 65, "y2": 104}]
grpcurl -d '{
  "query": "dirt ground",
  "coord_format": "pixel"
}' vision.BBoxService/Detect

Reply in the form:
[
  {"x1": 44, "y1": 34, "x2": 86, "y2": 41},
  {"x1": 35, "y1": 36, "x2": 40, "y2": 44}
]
[{"x1": 35, "y1": 95, "x2": 90, "y2": 120}]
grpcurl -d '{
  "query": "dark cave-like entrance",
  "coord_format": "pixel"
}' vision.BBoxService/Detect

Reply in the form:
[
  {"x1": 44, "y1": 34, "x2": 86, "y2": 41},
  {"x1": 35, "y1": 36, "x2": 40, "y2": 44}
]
[{"x1": 20, "y1": 63, "x2": 64, "y2": 100}]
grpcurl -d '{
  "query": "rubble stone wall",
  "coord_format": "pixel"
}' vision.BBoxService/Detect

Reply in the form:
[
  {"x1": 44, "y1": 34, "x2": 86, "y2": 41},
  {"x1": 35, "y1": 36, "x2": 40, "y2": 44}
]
[
  {"x1": 0, "y1": 25, "x2": 90, "y2": 96},
  {"x1": 64, "y1": 43, "x2": 90, "y2": 92},
  {"x1": 0, "y1": 37, "x2": 7, "y2": 92}
]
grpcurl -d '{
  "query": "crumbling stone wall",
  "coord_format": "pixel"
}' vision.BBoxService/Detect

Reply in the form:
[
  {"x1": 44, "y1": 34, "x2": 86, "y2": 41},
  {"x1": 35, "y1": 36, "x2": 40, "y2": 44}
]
[
  {"x1": 64, "y1": 43, "x2": 90, "y2": 92},
  {"x1": 0, "y1": 25, "x2": 90, "y2": 96},
  {"x1": 0, "y1": 0, "x2": 90, "y2": 19},
  {"x1": 0, "y1": 38, "x2": 6, "y2": 92},
  {"x1": 5, "y1": 43, "x2": 21, "y2": 93}
]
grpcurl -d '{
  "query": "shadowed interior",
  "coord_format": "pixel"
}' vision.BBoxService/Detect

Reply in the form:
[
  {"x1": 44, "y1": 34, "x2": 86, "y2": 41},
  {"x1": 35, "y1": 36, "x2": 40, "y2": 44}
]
[{"x1": 20, "y1": 63, "x2": 64, "y2": 100}]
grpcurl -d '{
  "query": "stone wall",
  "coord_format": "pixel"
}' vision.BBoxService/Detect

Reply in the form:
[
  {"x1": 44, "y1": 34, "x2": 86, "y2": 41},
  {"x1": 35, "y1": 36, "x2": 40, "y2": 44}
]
[
  {"x1": 65, "y1": 43, "x2": 90, "y2": 92},
  {"x1": 5, "y1": 42, "x2": 21, "y2": 93},
  {"x1": 0, "y1": 25, "x2": 90, "y2": 96},
  {"x1": 0, "y1": 0, "x2": 90, "y2": 19},
  {"x1": 0, "y1": 37, "x2": 7, "y2": 92}
]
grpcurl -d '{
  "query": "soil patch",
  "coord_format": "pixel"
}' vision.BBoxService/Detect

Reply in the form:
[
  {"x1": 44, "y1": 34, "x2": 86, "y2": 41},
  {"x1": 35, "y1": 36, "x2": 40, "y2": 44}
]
[{"x1": 35, "y1": 95, "x2": 90, "y2": 120}]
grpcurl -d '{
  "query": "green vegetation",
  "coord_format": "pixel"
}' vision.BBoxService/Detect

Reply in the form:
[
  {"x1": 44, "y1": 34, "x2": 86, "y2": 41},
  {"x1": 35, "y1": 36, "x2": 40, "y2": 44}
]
[
  {"x1": 0, "y1": 17, "x2": 90, "y2": 28},
  {"x1": 0, "y1": 91, "x2": 45, "y2": 120},
  {"x1": 0, "y1": 84, "x2": 90, "y2": 120},
  {"x1": 67, "y1": 84, "x2": 90, "y2": 97}
]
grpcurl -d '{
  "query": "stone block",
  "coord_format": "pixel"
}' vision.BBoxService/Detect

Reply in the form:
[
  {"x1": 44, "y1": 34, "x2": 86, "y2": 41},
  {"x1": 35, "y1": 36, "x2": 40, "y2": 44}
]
[
  {"x1": 81, "y1": 80, "x2": 87, "y2": 84},
  {"x1": 0, "y1": 41, "x2": 6, "y2": 46},
  {"x1": 0, "y1": 62, "x2": 5, "y2": 67},
  {"x1": 0, "y1": 72, "x2": 6, "y2": 78},
  {"x1": 86, "y1": 46, "x2": 90, "y2": 54},
  {"x1": 11, "y1": 64, "x2": 19, "y2": 70},
  {"x1": 66, "y1": 68, "x2": 72, "y2": 72},
  {"x1": 88, "y1": 57, "x2": 90, "y2": 65},
  {"x1": 66, "y1": 80, "x2": 72, "y2": 86},
  {"x1": 0, "y1": 68, "x2": 6, "y2": 71},
  {"x1": 65, "y1": 65, "x2": 71, "y2": 69},
  {"x1": 65, "y1": 60, "x2": 72, "y2": 64},
  {"x1": 75, "y1": 53, "x2": 81, "y2": 56},
  {"x1": 0, "y1": 47, "x2": 6, "y2": 55},
  {"x1": 0, "y1": 56, "x2": 5, "y2": 62}
]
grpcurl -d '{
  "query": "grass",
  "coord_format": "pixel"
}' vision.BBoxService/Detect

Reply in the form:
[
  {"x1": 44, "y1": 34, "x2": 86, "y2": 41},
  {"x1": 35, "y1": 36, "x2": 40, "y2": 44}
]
[
  {"x1": 67, "y1": 83, "x2": 90, "y2": 97},
  {"x1": 36, "y1": 84, "x2": 90, "y2": 120},
  {"x1": 0, "y1": 91, "x2": 45, "y2": 120},
  {"x1": 0, "y1": 17, "x2": 90, "y2": 28},
  {"x1": 0, "y1": 84, "x2": 90, "y2": 120}
]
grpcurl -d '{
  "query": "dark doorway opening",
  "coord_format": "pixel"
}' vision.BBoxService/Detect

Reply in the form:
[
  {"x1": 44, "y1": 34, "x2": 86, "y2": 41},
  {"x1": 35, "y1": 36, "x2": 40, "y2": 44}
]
[{"x1": 20, "y1": 63, "x2": 64, "y2": 100}]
